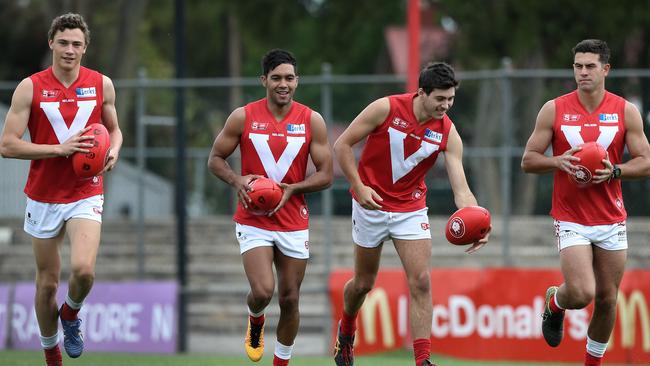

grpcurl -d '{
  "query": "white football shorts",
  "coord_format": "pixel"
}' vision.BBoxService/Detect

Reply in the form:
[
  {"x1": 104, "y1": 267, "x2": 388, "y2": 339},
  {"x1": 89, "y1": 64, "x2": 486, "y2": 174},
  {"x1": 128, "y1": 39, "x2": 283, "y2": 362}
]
[
  {"x1": 554, "y1": 219, "x2": 627, "y2": 251},
  {"x1": 235, "y1": 223, "x2": 309, "y2": 259},
  {"x1": 24, "y1": 195, "x2": 104, "y2": 239},
  {"x1": 351, "y1": 199, "x2": 432, "y2": 248}
]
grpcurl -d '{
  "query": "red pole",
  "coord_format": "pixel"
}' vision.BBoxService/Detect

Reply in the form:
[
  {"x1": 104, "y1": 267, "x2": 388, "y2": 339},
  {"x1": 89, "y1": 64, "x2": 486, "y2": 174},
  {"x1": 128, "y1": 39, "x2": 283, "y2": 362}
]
[{"x1": 407, "y1": 0, "x2": 420, "y2": 92}]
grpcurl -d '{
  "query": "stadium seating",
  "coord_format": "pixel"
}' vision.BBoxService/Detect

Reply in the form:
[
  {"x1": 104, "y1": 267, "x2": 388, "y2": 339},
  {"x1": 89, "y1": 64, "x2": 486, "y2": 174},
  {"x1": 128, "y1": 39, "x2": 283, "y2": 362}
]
[{"x1": 1, "y1": 216, "x2": 649, "y2": 354}]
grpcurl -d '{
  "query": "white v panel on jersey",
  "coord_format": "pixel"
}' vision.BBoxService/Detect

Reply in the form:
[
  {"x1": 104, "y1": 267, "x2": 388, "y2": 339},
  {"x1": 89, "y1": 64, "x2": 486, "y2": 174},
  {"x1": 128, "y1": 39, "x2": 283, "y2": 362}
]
[
  {"x1": 388, "y1": 127, "x2": 440, "y2": 183},
  {"x1": 249, "y1": 133, "x2": 306, "y2": 182},
  {"x1": 40, "y1": 100, "x2": 97, "y2": 143}
]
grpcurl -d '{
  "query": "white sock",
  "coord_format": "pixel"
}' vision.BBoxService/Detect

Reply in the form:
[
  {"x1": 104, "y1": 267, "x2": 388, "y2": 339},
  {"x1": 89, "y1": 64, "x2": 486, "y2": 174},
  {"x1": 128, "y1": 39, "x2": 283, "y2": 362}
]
[
  {"x1": 586, "y1": 336, "x2": 608, "y2": 357},
  {"x1": 248, "y1": 307, "x2": 265, "y2": 318},
  {"x1": 274, "y1": 341, "x2": 293, "y2": 360},
  {"x1": 40, "y1": 333, "x2": 59, "y2": 349},
  {"x1": 66, "y1": 294, "x2": 83, "y2": 309}
]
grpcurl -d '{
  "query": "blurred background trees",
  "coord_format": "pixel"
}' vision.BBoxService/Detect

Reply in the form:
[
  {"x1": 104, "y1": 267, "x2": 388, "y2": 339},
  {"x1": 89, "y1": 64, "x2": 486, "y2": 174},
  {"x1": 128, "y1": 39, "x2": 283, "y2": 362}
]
[
  {"x1": 2, "y1": 0, "x2": 650, "y2": 216},
  {"x1": 5, "y1": 0, "x2": 650, "y2": 82}
]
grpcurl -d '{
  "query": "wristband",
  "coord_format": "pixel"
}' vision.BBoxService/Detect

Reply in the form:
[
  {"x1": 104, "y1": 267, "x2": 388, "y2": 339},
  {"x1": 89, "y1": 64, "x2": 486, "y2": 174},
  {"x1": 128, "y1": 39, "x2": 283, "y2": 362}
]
[{"x1": 612, "y1": 165, "x2": 622, "y2": 179}]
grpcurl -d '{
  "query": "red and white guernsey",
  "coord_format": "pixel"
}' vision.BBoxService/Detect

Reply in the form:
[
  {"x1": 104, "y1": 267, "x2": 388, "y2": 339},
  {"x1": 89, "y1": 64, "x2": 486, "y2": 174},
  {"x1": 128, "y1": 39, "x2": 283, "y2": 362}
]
[
  {"x1": 551, "y1": 90, "x2": 627, "y2": 225},
  {"x1": 355, "y1": 93, "x2": 452, "y2": 212},
  {"x1": 233, "y1": 98, "x2": 312, "y2": 231},
  {"x1": 25, "y1": 66, "x2": 104, "y2": 203}
]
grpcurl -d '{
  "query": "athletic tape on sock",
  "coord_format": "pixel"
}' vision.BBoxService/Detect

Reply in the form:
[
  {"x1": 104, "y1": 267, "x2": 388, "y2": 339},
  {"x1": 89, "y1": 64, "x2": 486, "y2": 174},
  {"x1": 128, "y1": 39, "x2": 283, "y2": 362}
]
[
  {"x1": 274, "y1": 341, "x2": 294, "y2": 360},
  {"x1": 586, "y1": 336, "x2": 608, "y2": 357}
]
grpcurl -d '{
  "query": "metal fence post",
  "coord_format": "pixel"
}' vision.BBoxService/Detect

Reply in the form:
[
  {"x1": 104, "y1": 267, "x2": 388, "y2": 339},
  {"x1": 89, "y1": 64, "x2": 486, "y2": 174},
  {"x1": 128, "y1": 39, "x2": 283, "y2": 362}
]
[
  {"x1": 500, "y1": 59, "x2": 513, "y2": 266},
  {"x1": 174, "y1": 0, "x2": 188, "y2": 352},
  {"x1": 191, "y1": 149, "x2": 207, "y2": 217},
  {"x1": 320, "y1": 62, "x2": 334, "y2": 350},
  {"x1": 136, "y1": 68, "x2": 147, "y2": 279}
]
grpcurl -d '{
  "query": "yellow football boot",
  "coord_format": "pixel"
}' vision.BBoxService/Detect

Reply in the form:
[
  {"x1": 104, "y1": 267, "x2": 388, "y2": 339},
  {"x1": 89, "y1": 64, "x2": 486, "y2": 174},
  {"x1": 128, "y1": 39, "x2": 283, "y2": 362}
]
[{"x1": 244, "y1": 318, "x2": 264, "y2": 362}]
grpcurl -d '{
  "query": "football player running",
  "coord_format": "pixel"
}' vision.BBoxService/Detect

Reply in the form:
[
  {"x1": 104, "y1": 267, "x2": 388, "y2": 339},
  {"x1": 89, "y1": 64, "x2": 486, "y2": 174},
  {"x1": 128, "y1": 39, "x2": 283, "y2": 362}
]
[
  {"x1": 332, "y1": 62, "x2": 489, "y2": 366},
  {"x1": 208, "y1": 49, "x2": 333, "y2": 366}
]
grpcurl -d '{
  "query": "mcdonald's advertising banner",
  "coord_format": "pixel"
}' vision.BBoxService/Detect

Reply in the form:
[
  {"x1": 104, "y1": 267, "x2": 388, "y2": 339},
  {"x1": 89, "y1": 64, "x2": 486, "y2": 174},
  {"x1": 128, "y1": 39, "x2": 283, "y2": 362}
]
[{"x1": 329, "y1": 268, "x2": 650, "y2": 363}]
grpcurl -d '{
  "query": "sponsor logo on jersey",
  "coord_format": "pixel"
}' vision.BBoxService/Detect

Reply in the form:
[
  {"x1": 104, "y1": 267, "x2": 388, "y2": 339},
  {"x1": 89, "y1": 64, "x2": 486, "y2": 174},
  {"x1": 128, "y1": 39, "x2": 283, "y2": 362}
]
[
  {"x1": 599, "y1": 113, "x2": 619, "y2": 123},
  {"x1": 76, "y1": 87, "x2": 96, "y2": 98},
  {"x1": 392, "y1": 117, "x2": 409, "y2": 129},
  {"x1": 300, "y1": 205, "x2": 309, "y2": 219},
  {"x1": 423, "y1": 128, "x2": 443, "y2": 143},
  {"x1": 563, "y1": 114, "x2": 581, "y2": 122},
  {"x1": 41, "y1": 89, "x2": 59, "y2": 99},
  {"x1": 287, "y1": 124, "x2": 306, "y2": 134},
  {"x1": 251, "y1": 121, "x2": 268, "y2": 131}
]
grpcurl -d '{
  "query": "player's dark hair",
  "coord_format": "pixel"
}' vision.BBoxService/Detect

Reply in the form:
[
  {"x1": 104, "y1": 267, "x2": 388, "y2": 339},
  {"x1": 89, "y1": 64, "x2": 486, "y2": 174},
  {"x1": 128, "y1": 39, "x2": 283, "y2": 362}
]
[
  {"x1": 262, "y1": 49, "x2": 297, "y2": 76},
  {"x1": 48, "y1": 13, "x2": 90, "y2": 45},
  {"x1": 572, "y1": 39, "x2": 610, "y2": 64},
  {"x1": 419, "y1": 62, "x2": 459, "y2": 94}
]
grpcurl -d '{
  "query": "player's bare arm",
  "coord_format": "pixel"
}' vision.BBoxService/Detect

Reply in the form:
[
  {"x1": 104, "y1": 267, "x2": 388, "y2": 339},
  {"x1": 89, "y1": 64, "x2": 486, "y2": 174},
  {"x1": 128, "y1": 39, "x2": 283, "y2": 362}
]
[
  {"x1": 591, "y1": 102, "x2": 650, "y2": 184},
  {"x1": 444, "y1": 125, "x2": 489, "y2": 253},
  {"x1": 444, "y1": 125, "x2": 477, "y2": 208},
  {"x1": 208, "y1": 107, "x2": 262, "y2": 208},
  {"x1": 521, "y1": 100, "x2": 580, "y2": 175},
  {"x1": 333, "y1": 97, "x2": 389, "y2": 210},
  {"x1": 99, "y1": 75, "x2": 122, "y2": 173},
  {"x1": 612, "y1": 101, "x2": 650, "y2": 179},
  {"x1": 270, "y1": 111, "x2": 333, "y2": 215},
  {"x1": 0, "y1": 78, "x2": 93, "y2": 159}
]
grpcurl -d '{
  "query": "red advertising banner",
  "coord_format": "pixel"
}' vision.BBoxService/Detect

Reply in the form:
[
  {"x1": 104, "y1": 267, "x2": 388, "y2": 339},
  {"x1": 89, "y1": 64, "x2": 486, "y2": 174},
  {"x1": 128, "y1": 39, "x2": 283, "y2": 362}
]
[{"x1": 329, "y1": 268, "x2": 650, "y2": 363}]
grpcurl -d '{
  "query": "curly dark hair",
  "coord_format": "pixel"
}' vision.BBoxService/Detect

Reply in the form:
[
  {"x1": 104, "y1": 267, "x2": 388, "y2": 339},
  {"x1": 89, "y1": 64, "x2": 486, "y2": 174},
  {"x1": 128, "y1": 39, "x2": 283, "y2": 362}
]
[
  {"x1": 419, "y1": 62, "x2": 459, "y2": 94},
  {"x1": 261, "y1": 49, "x2": 297, "y2": 76},
  {"x1": 48, "y1": 13, "x2": 90, "y2": 45},
  {"x1": 572, "y1": 39, "x2": 610, "y2": 64}
]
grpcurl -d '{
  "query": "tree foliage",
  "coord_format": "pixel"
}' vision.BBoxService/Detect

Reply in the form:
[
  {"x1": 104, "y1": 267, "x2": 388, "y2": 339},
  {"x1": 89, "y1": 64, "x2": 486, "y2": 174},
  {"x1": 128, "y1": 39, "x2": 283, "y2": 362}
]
[{"x1": 2, "y1": 0, "x2": 650, "y2": 215}]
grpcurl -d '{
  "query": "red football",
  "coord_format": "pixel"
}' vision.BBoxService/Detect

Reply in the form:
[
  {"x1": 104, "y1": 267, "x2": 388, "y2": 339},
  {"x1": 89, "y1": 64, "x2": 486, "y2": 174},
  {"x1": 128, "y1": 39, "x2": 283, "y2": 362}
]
[
  {"x1": 445, "y1": 206, "x2": 491, "y2": 245},
  {"x1": 571, "y1": 141, "x2": 607, "y2": 186},
  {"x1": 72, "y1": 123, "x2": 110, "y2": 178},
  {"x1": 247, "y1": 177, "x2": 284, "y2": 215}
]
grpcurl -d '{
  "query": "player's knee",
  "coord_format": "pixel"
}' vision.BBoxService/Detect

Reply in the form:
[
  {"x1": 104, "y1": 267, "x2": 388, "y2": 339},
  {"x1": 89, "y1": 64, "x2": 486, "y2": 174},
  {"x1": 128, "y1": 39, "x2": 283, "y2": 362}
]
[
  {"x1": 250, "y1": 285, "x2": 274, "y2": 304},
  {"x1": 566, "y1": 286, "x2": 594, "y2": 308},
  {"x1": 408, "y1": 271, "x2": 431, "y2": 296},
  {"x1": 594, "y1": 292, "x2": 618, "y2": 310},
  {"x1": 278, "y1": 291, "x2": 299, "y2": 312},
  {"x1": 71, "y1": 265, "x2": 95, "y2": 286},
  {"x1": 352, "y1": 276, "x2": 376, "y2": 296},
  {"x1": 36, "y1": 276, "x2": 59, "y2": 298}
]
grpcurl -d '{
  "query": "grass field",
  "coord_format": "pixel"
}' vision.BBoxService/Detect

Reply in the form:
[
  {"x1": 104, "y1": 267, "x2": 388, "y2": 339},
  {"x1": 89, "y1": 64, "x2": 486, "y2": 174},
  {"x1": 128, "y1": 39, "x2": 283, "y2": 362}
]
[{"x1": 0, "y1": 350, "x2": 600, "y2": 366}]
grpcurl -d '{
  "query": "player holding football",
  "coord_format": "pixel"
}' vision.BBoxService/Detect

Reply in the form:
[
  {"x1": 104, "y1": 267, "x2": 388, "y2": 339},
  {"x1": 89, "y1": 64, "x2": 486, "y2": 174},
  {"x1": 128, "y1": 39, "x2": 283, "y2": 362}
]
[
  {"x1": 0, "y1": 13, "x2": 121, "y2": 366},
  {"x1": 208, "y1": 49, "x2": 333, "y2": 366},
  {"x1": 332, "y1": 62, "x2": 489, "y2": 366},
  {"x1": 521, "y1": 39, "x2": 650, "y2": 365}
]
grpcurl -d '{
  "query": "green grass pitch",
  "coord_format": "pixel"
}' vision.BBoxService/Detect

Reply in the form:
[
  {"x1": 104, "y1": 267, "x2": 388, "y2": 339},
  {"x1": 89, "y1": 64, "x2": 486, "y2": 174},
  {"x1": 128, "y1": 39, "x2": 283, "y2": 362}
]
[{"x1": 0, "y1": 349, "x2": 608, "y2": 366}]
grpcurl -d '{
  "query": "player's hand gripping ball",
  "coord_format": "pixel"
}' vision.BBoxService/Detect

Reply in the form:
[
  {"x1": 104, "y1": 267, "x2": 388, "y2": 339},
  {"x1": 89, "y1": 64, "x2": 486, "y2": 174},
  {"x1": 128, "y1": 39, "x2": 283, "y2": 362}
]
[
  {"x1": 445, "y1": 206, "x2": 491, "y2": 245},
  {"x1": 246, "y1": 177, "x2": 284, "y2": 215},
  {"x1": 571, "y1": 141, "x2": 607, "y2": 186},
  {"x1": 72, "y1": 123, "x2": 111, "y2": 178}
]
